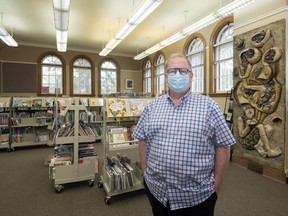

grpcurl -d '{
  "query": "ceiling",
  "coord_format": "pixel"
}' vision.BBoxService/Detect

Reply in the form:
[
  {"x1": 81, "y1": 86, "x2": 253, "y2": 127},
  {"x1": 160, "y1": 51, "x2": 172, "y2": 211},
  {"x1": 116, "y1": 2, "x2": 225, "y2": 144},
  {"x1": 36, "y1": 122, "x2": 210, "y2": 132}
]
[{"x1": 0, "y1": 0, "x2": 234, "y2": 58}]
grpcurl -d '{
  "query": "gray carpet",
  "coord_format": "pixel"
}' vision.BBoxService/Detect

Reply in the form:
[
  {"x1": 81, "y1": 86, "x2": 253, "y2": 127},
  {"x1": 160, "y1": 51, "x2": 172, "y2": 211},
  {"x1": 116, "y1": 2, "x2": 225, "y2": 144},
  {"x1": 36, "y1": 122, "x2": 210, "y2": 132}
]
[{"x1": 0, "y1": 145, "x2": 287, "y2": 216}]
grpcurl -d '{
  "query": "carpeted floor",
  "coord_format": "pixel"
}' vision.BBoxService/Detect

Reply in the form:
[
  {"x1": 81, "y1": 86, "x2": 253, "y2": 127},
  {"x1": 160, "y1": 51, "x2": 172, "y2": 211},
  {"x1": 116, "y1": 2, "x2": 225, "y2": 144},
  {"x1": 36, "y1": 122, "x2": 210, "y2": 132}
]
[{"x1": 0, "y1": 145, "x2": 287, "y2": 216}]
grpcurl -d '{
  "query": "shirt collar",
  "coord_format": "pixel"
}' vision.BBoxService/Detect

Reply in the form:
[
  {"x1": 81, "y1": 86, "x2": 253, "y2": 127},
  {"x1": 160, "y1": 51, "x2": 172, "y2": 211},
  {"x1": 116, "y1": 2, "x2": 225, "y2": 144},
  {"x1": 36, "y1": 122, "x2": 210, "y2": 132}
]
[{"x1": 166, "y1": 90, "x2": 192, "y2": 104}]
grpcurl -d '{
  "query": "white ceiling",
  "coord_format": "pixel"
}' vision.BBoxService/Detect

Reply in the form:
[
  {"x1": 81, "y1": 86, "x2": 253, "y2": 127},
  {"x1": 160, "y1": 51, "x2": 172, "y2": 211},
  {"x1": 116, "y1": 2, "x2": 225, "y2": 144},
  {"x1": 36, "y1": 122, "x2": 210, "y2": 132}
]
[{"x1": 0, "y1": 0, "x2": 234, "y2": 57}]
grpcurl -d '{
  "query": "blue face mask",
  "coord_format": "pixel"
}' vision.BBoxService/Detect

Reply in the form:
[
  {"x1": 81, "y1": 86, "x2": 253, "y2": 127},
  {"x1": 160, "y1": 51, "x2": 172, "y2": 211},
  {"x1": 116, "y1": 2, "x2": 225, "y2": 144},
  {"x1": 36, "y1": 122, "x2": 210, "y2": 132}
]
[{"x1": 168, "y1": 71, "x2": 190, "y2": 93}]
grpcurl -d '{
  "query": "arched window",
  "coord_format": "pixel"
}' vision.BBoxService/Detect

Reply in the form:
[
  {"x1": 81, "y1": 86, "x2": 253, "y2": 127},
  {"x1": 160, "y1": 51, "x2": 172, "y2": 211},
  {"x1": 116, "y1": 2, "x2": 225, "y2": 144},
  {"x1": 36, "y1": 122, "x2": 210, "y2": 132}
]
[
  {"x1": 143, "y1": 60, "x2": 152, "y2": 93},
  {"x1": 71, "y1": 56, "x2": 94, "y2": 96},
  {"x1": 209, "y1": 17, "x2": 234, "y2": 95},
  {"x1": 154, "y1": 53, "x2": 165, "y2": 95},
  {"x1": 39, "y1": 53, "x2": 65, "y2": 95},
  {"x1": 214, "y1": 22, "x2": 234, "y2": 93},
  {"x1": 99, "y1": 60, "x2": 118, "y2": 95},
  {"x1": 187, "y1": 37, "x2": 205, "y2": 94}
]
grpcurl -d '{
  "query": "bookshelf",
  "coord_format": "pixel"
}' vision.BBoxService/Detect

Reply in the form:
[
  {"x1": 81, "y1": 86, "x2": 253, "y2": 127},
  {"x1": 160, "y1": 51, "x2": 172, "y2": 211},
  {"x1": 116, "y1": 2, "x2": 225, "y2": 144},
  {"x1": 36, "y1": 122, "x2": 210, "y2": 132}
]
[
  {"x1": 98, "y1": 97, "x2": 152, "y2": 205},
  {"x1": 10, "y1": 97, "x2": 54, "y2": 149},
  {"x1": 49, "y1": 97, "x2": 98, "y2": 193},
  {"x1": 0, "y1": 97, "x2": 12, "y2": 151},
  {"x1": 87, "y1": 97, "x2": 104, "y2": 141}
]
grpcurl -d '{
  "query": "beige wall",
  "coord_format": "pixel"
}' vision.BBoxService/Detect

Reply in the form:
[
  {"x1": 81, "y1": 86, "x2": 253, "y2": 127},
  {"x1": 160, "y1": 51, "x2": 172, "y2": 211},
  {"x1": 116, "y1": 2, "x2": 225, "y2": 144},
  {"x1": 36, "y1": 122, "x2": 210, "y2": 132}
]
[{"x1": 0, "y1": 44, "x2": 142, "y2": 96}]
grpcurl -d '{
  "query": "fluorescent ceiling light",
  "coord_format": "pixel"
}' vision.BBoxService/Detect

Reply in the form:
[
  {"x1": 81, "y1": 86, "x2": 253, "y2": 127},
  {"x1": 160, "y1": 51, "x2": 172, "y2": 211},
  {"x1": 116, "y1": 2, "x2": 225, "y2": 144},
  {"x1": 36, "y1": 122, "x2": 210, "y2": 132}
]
[
  {"x1": 0, "y1": 13, "x2": 18, "y2": 47},
  {"x1": 134, "y1": 0, "x2": 254, "y2": 60},
  {"x1": 134, "y1": 43, "x2": 163, "y2": 60},
  {"x1": 0, "y1": 24, "x2": 18, "y2": 47},
  {"x1": 160, "y1": 32, "x2": 186, "y2": 47},
  {"x1": 99, "y1": 0, "x2": 163, "y2": 56},
  {"x1": 56, "y1": 30, "x2": 68, "y2": 52},
  {"x1": 217, "y1": 0, "x2": 253, "y2": 17},
  {"x1": 53, "y1": 0, "x2": 70, "y2": 52}
]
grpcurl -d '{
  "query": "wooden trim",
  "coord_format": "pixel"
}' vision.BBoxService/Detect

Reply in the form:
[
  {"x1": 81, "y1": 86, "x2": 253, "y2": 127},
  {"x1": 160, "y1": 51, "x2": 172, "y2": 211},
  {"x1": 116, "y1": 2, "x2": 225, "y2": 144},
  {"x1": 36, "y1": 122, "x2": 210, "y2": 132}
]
[
  {"x1": 142, "y1": 58, "x2": 152, "y2": 93},
  {"x1": 69, "y1": 55, "x2": 95, "y2": 97},
  {"x1": 183, "y1": 33, "x2": 207, "y2": 94},
  {"x1": 152, "y1": 51, "x2": 165, "y2": 97},
  {"x1": 37, "y1": 51, "x2": 66, "y2": 96},
  {"x1": 97, "y1": 57, "x2": 120, "y2": 97}
]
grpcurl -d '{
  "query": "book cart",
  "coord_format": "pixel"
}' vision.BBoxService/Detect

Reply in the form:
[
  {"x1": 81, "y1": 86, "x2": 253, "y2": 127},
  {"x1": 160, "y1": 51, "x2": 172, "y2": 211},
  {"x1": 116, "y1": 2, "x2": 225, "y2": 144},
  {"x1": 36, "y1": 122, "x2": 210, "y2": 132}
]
[
  {"x1": 49, "y1": 97, "x2": 98, "y2": 193},
  {"x1": 97, "y1": 97, "x2": 152, "y2": 205}
]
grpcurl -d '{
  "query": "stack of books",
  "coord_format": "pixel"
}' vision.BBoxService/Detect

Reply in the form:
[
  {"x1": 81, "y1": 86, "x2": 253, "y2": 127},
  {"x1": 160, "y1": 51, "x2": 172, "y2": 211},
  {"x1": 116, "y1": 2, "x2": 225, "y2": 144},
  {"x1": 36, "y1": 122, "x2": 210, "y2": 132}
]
[{"x1": 105, "y1": 154, "x2": 136, "y2": 191}]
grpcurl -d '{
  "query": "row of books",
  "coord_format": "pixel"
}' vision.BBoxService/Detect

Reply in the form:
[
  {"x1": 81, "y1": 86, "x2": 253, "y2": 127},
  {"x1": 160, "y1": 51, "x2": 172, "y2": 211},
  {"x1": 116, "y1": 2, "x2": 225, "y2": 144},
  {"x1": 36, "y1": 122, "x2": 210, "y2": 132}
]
[
  {"x1": 56, "y1": 121, "x2": 102, "y2": 137},
  {"x1": 105, "y1": 154, "x2": 136, "y2": 191},
  {"x1": 0, "y1": 114, "x2": 9, "y2": 125},
  {"x1": 102, "y1": 92, "x2": 152, "y2": 98},
  {"x1": 13, "y1": 97, "x2": 54, "y2": 108},
  {"x1": 1, "y1": 97, "x2": 104, "y2": 109},
  {"x1": 52, "y1": 143, "x2": 97, "y2": 161}
]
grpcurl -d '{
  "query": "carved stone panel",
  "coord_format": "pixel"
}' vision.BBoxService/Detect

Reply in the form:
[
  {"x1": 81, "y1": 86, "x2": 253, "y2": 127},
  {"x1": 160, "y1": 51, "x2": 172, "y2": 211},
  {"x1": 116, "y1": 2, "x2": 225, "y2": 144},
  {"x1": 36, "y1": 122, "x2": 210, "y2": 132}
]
[{"x1": 233, "y1": 19, "x2": 286, "y2": 169}]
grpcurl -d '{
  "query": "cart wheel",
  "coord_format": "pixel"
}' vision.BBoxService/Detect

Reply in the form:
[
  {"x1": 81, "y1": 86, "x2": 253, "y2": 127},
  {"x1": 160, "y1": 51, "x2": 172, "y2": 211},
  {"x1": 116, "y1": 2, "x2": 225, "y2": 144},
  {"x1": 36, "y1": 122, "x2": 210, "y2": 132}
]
[
  {"x1": 88, "y1": 179, "x2": 94, "y2": 187},
  {"x1": 55, "y1": 184, "x2": 64, "y2": 193},
  {"x1": 97, "y1": 181, "x2": 103, "y2": 189},
  {"x1": 7, "y1": 147, "x2": 15, "y2": 152},
  {"x1": 105, "y1": 196, "x2": 111, "y2": 205}
]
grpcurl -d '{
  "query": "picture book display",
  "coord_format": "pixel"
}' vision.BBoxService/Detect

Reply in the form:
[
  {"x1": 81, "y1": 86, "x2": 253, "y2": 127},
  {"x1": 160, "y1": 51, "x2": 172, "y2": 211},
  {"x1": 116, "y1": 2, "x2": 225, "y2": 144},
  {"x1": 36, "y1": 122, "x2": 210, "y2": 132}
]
[
  {"x1": 106, "y1": 98, "x2": 151, "y2": 118},
  {"x1": 106, "y1": 98, "x2": 129, "y2": 117}
]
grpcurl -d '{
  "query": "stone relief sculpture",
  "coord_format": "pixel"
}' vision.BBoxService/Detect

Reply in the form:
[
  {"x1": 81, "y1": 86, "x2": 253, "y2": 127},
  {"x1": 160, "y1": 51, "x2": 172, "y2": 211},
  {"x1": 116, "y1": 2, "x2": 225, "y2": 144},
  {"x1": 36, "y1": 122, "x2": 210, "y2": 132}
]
[{"x1": 233, "y1": 26, "x2": 284, "y2": 158}]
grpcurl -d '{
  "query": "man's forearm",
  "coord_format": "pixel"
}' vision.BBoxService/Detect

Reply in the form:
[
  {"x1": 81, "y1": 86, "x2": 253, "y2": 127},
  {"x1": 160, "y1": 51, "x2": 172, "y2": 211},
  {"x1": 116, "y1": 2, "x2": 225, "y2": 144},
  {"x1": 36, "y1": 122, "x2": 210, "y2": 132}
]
[
  {"x1": 139, "y1": 141, "x2": 147, "y2": 174},
  {"x1": 214, "y1": 146, "x2": 231, "y2": 194}
]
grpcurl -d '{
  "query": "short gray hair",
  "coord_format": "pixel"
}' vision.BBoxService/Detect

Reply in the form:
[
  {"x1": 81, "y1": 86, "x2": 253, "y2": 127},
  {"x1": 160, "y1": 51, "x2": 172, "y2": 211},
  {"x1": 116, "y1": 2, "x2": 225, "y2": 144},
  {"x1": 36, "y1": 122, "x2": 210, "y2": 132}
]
[{"x1": 165, "y1": 53, "x2": 192, "y2": 71}]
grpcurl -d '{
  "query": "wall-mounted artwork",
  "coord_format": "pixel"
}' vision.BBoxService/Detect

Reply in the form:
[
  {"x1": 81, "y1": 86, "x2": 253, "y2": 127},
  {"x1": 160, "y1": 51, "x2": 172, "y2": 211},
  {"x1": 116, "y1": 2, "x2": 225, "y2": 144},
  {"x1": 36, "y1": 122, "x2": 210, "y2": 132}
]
[
  {"x1": 233, "y1": 19, "x2": 286, "y2": 168},
  {"x1": 125, "y1": 79, "x2": 134, "y2": 90}
]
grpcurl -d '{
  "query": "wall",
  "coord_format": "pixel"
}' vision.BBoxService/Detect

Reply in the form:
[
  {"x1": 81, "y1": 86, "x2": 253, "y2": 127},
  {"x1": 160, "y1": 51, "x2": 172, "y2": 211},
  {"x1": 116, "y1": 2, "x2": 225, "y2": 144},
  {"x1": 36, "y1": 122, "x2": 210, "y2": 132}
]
[{"x1": 0, "y1": 44, "x2": 142, "y2": 96}]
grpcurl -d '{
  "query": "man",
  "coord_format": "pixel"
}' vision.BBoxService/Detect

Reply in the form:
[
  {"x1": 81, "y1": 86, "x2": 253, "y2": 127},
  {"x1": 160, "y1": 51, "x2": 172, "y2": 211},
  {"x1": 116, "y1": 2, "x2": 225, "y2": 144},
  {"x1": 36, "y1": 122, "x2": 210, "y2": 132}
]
[{"x1": 133, "y1": 53, "x2": 235, "y2": 216}]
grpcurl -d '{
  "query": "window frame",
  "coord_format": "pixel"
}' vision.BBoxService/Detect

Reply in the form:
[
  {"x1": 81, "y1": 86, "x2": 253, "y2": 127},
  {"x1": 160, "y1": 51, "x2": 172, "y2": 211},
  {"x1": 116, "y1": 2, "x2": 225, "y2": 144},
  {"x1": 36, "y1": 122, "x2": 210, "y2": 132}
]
[
  {"x1": 70, "y1": 55, "x2": 95, "y2": 97},
  {"x1": 98, "y1": 58, "x2": 120, "y2": 96},
  {"x1": 183, "y1": 33, "x2": 206, "y2": 94},
  {"x1": 142, "y1": 58, "x2": 152, "y2": 93},
  {"x1": 153, "y1": 52, "x2": 165, "y2": 96},
  {"x1": 37, "y1": 51, "x2": 66, "y2": 96},
  {"x1": 209, "y1": 16, "x2": 233, "y2": 97}
]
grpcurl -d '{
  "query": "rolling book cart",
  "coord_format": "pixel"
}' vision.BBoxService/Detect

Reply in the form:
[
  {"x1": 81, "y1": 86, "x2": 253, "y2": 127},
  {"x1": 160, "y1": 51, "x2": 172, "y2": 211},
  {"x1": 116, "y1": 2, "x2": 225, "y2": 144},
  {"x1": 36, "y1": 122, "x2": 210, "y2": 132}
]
[
  {"x1": 97, "y1": 97, "x2": 152, "y2": 205},
  {"x1": 49, "y1": 97, "x2": 98, "y2": 193}
]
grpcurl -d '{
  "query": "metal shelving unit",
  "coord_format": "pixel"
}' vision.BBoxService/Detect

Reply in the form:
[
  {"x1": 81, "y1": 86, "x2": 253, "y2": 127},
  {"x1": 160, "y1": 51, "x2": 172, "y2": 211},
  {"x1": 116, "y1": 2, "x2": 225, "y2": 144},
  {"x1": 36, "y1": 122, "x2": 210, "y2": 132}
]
[{"x1": 0, "y1": 97, "x2": 12, "y2": 151}]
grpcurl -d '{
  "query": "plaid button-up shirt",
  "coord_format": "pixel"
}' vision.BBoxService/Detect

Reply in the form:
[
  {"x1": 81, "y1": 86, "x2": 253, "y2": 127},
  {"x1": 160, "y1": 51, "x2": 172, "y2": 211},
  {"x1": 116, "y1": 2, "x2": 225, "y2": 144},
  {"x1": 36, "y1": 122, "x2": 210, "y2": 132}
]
[{"x1": 133, "y1": 91, "x2": 235, "y2": 210}]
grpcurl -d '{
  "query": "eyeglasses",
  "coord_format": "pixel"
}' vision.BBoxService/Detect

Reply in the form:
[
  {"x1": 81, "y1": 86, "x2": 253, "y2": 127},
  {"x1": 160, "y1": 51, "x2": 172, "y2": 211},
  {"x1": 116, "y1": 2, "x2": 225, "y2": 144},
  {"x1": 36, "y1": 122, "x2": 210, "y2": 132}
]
[{"x1": 166, "y1": 68, "x2": 191, "y2": 76}]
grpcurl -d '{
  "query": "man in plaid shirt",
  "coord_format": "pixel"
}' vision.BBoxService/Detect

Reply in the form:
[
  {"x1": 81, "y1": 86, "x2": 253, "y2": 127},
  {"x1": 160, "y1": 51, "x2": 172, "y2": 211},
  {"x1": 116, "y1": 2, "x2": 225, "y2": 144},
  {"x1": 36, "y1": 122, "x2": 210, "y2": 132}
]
[{"x1": 133, "y1": 53, "x2": 235, "y2": 216}]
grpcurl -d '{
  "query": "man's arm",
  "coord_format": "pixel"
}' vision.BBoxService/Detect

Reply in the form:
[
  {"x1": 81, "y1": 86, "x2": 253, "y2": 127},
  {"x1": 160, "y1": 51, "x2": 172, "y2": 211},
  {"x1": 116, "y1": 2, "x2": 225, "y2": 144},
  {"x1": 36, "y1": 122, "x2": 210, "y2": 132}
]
[
  {"x1": 214, "y1": 146, "x2": 231, "y2": 194},
  {"x1": 139, "y1": 140, "x2": 147, "y2": 174}
]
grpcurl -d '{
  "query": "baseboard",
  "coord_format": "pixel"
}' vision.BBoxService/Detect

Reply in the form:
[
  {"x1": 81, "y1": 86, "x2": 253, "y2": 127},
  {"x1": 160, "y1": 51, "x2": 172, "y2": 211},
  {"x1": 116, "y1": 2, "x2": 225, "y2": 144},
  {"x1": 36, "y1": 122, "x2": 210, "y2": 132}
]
[{"x1": 231, "y1": 155, "x2": 287, "y2": 184}]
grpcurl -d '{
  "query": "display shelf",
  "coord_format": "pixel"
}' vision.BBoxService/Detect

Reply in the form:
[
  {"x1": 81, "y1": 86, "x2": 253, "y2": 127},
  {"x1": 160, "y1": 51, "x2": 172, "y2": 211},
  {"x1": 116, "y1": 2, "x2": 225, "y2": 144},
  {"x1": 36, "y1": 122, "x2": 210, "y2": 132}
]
[
  {"x1": 98, "y1": 97, "x2": 151, "y2": 205},
  {"x1": 0, "y1": 97, "x2": 12, "y2": 151},
  {"x1": 10, "y1": 97, "x2": 54, "y2": 149},
  {"x1": 49, "y1": 97, "x2": 98, "y2": 193},
  {"x1": 87, "y1": 97, "x2": 104, "y2": 141}
]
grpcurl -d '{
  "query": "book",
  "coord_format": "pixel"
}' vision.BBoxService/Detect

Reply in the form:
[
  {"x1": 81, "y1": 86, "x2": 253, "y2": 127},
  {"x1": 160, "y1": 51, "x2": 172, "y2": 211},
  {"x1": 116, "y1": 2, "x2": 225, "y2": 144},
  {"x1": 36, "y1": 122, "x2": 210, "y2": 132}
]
[
  {"x1": 129, "y1": 99, "x2": 146, "y2": 116},
  {"x1": 89, "y1": 98, "x2": 104, "y2": 107},
  {"x1": 106, "y1": 98, "x2": 129, "y2": 117},
  {"x1": 110, "y1": 131, "x2": 128, "y2": 143}
]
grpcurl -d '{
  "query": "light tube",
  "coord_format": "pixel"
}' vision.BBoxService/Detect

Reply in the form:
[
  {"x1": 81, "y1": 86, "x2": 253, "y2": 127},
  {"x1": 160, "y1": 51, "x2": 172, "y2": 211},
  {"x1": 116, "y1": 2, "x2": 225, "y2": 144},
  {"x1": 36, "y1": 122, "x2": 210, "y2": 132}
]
[
  {"x1": 99, "y1": 0, "x2": 163, "y2": 56},
  {"x1": 134, "y1": 0, "x2": 255, "y2": 60}
]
